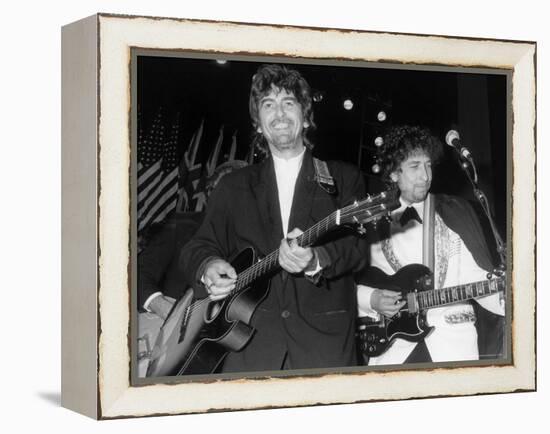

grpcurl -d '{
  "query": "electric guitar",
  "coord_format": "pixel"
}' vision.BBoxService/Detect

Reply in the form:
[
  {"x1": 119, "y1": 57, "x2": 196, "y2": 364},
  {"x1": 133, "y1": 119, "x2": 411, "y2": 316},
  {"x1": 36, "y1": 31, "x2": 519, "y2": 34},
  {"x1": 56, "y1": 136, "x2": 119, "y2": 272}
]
[
  {"x1": 356, "y1": 264, "x2": 505, "y2": 357},
  {"x1": 146, "y1": 190, "x2": 399, "y2": 377}
]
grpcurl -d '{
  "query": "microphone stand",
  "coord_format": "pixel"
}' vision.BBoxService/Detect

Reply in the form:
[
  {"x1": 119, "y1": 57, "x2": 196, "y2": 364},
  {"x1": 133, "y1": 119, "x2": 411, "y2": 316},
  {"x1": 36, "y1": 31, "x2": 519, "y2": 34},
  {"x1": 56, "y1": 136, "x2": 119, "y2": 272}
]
[{"x1": 456, "y1": 154, "x2": 507, "y2": 268}]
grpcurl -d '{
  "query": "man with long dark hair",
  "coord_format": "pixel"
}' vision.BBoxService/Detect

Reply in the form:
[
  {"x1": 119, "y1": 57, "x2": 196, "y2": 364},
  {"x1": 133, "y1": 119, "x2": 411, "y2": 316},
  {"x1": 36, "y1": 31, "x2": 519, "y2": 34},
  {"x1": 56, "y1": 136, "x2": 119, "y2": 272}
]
[
  {"x1": 180, "y1": 64, "x2": 368, "y2": 373},
  {"x1": 357, "y1": 125, "x2": 504, "y2": 364}
]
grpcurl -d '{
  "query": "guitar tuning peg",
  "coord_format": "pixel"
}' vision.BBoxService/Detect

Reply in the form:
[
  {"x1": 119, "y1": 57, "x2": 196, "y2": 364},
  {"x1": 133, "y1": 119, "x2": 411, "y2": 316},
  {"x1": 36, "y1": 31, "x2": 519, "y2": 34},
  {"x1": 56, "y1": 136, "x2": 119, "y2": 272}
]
[
  {"x1": 492, "y1": 267, "x2": 505, "y2": 277},
  {"x1": 493, "y1": 267, "x2": 506, "y2": 277}
]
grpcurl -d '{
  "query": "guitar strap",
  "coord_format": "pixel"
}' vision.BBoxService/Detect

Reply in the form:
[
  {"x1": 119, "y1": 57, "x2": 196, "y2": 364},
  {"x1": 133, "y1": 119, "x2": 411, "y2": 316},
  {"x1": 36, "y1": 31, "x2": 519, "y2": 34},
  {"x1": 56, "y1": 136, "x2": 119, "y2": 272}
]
[
  {"x1": 422, "y1": 193, "x2": 435, "y2": 288},
  {"x1": 313, "y1": 157, "x2": 337, "y2": 195}
]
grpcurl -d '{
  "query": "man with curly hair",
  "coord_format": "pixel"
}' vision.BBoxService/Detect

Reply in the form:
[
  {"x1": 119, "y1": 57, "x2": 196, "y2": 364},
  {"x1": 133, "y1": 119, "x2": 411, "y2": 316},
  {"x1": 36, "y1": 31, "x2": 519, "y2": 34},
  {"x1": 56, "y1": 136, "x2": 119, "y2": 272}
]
[
  {"x1": 180, "y1": 64, "x2": 368, "y2": 373},
  {"x1": 357, "y1": 125, "x2": 504, "y2": 365}
]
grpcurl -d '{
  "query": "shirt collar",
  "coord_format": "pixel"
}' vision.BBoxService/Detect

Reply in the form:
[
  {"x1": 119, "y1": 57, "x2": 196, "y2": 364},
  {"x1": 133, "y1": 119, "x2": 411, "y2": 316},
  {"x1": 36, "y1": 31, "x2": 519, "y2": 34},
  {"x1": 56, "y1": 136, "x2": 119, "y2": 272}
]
[
  {"x1": 396, "y1": 197, "x2": 424, "y2": 216},
  {"x1": 272, "y1": 147, "x2": 306, "y2": 173}
]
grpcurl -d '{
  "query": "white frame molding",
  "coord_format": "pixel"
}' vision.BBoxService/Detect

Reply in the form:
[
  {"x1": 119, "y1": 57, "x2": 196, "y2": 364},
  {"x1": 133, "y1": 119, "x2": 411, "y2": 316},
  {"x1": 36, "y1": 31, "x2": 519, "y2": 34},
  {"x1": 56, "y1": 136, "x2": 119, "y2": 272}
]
[{"x1": 61, "y1": 13, "x2": 536, "y2": 419}]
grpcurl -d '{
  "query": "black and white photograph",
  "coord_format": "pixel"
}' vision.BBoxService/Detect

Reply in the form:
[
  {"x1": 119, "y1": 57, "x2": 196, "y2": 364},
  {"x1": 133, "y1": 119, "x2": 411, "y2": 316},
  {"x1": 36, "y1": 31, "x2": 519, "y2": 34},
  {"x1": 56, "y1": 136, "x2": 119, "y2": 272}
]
[
  {"x1": 4, "y1": 0, "x2": 550, "y2": 428},
  {"x1": 54, "y1": 8, "x2": 538, "y2": 422},
  {"x1": 133, "y1": 54, "x2": 509, "y2": 380}
]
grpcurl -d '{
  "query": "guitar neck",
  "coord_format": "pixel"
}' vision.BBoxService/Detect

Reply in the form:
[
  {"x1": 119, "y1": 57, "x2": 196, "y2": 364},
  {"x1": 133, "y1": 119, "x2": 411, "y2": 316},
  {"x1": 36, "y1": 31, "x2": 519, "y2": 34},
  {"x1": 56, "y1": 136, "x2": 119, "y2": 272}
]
[
  {"x1": 414, "y1": 277, "x2": 504, "y2": 310},
  {"x1": 234, "y1": 211, "x2": 339, "y2": 291}
]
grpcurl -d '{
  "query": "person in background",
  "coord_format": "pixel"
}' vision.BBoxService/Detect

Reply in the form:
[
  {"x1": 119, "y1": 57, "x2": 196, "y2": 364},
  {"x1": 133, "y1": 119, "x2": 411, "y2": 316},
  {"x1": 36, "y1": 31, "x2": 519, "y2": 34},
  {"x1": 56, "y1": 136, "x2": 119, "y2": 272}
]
[
  {"x1": 180, "y1": 64, "x2": 369, "y2": 373},
  {"x1": 137, "y1": 160, "x2": 248, "y2": 375},
  {"x1": 357, "y1": 125, "x2": 504, "y2": 365}
]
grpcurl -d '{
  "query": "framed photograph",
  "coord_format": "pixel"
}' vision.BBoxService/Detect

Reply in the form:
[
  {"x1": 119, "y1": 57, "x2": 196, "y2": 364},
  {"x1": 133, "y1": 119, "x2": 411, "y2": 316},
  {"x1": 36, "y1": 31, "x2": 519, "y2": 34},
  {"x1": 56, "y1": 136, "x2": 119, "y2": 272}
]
[{"x1": 61, "y1": 13, "x2": 536, "y2": 419}]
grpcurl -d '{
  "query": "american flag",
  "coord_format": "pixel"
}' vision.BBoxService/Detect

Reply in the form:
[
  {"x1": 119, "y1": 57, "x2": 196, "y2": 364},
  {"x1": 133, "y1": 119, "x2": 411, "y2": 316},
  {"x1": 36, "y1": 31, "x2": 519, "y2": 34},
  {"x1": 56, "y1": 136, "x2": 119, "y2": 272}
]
[
  {"x1": 137, "y1": 110, "x2": 180, "y2": 236},
  {"x1": 193, "y1": 124, "x2": 225, "y2": 211}
]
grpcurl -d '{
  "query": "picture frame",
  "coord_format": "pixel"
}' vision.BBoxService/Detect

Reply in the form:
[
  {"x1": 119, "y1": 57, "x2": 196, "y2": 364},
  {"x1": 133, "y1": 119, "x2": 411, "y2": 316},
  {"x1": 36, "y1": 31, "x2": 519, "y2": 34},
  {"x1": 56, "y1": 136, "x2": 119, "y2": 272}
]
[{"x1": 61, "y1": 13, "x2": 536, "y2": 419}]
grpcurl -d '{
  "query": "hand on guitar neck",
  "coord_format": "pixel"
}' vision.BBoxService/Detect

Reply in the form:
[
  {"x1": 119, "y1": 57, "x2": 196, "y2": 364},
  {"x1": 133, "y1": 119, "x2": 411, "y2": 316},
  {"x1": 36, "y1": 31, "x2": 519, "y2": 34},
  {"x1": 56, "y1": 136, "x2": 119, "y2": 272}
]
[{"x1": 279, "y1": 228, "x2": 318, "y2": 274}]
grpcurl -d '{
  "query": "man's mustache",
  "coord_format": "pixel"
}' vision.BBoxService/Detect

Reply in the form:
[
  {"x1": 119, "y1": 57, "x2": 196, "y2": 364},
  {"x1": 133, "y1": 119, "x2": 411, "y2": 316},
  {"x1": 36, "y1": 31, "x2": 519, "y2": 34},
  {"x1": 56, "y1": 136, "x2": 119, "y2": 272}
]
[{"x1": 271, "y1": 118, "x2": 294, "y2": 127}]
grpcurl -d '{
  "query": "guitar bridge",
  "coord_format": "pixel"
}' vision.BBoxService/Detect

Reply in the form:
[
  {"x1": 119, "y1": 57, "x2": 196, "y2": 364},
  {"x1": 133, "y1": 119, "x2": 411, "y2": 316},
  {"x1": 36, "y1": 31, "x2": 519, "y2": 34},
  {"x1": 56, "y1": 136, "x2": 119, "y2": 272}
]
[
  {"x1": 181, "y1": 306, "x2": 191, "y2": 330},
  {"x1": 176, "y1": 305, "x2": 192, "y2": 345}
]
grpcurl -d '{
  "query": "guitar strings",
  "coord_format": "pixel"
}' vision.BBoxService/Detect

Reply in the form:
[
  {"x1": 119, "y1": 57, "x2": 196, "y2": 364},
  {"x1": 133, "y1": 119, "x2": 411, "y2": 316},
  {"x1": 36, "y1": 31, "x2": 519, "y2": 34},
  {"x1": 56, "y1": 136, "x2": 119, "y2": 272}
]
[
  {"x1": 181, "y1": 192, "x2": 391, "y2": 322},
  {"x1": 182, "y1": 212, "x2": 335, "y2": 321},
  {"x1": 415, "y1": 276, "x2": 505, "y2": 309}
]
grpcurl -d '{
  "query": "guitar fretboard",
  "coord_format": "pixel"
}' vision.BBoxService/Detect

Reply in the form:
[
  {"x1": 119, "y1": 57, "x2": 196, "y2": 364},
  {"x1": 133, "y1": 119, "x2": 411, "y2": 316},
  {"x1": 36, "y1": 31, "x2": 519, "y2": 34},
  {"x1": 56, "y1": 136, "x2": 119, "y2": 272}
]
[
  {"x1": 233, "y1": 211, "x2": 339, "y2": 292},
  {"x1": 416, "y1": 277, "x2": 505, "y2": 310},
  {"x1": 223, "y1": 189, "x2": 398, "y2": 296}
]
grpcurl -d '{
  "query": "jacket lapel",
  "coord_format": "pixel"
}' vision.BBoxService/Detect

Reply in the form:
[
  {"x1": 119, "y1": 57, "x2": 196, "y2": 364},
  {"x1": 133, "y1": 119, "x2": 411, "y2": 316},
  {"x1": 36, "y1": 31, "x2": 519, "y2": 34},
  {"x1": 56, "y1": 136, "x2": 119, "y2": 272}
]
[
  {"x1": 288, "y1": 151, "x2": 317, "y2": 235},
  {"x1": 250, "y1": 157, "x2": 284, "y2": 252}
]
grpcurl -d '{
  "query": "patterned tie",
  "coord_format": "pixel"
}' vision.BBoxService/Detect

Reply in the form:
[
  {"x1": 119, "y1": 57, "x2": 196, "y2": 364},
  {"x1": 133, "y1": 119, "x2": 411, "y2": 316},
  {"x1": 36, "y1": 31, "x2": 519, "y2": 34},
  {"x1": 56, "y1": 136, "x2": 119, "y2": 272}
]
[{"x1": 399, "y1": 206, "x2": 422, "y2": 226}]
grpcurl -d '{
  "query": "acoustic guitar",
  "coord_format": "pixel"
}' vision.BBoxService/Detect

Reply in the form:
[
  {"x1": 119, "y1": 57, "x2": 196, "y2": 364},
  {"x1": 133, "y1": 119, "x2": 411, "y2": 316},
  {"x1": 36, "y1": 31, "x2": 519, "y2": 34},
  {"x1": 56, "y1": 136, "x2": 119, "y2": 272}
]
[{"x1": 146, "y1": 190, "x2": 399, "y2": 377}]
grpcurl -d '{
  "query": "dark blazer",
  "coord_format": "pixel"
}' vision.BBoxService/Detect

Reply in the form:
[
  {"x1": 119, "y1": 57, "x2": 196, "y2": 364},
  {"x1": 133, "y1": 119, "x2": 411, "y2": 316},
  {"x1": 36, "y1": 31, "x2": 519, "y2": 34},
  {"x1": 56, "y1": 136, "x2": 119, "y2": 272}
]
[
  {"x1": 436, "y1": 194, "x2": 505, "y2": 360},
  {"x1": 180, "y1": 151, "x2": 368, "y2": 372}
]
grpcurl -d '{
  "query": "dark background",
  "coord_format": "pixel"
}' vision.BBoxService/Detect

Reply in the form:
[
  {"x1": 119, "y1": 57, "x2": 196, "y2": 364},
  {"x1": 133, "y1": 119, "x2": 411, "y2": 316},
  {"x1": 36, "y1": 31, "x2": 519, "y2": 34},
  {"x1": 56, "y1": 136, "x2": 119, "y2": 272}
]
[{"x1": 137, "y1": 55, "x2": 508, "y2": 261}]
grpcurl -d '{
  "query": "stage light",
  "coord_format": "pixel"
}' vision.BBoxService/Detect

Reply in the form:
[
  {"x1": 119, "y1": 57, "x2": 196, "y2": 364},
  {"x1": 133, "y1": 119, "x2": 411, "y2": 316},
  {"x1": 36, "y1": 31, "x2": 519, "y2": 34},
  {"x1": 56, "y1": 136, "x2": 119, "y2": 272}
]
[
  {"x1": 343, "y1": 99, "x2": 354, "y2": 110},
  {"x1": 374, "y1": 136, "x2": 384, "y2": 147},
  {"x1": 377, "y1": 111, "x2": 387, "y2": 121},
  {"x1": 372, "y1": 164, "x2": 381, "y2": 174},
  {"x1": 216, "y1": 59, "x2": 227, "y2": 64}
]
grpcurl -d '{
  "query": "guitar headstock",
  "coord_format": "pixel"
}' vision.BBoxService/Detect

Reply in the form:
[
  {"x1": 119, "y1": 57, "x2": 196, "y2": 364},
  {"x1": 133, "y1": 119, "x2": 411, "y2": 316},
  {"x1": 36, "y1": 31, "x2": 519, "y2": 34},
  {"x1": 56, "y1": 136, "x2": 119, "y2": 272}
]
[
  {"x1": 340, "y1": 189, "x2": 400, "y2": 232},
  {"x1": 487, "y1": 265, "x2": 507, "y2": 290}
]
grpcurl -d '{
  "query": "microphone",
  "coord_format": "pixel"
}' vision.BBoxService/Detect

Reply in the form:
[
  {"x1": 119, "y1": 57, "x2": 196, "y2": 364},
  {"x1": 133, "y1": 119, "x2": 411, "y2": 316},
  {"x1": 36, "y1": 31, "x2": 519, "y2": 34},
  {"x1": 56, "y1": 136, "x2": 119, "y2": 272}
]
[{"x1": 445, "y1": 130, "x2": 472, "y2": 160}]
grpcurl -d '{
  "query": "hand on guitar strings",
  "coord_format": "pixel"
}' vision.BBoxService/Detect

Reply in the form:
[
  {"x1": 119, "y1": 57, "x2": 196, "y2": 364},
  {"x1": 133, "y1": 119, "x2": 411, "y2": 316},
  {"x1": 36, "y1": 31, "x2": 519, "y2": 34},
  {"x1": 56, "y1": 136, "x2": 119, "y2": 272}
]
[
  {"x1": 371, "y1": 289, "x2": 407, "y2": 318},
  {"x1": 202, "y1": 259, "x2": 237, "y2": 301},
  {"x1": 279, "y1": 228, "x2": 317, "y2": 274}
]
